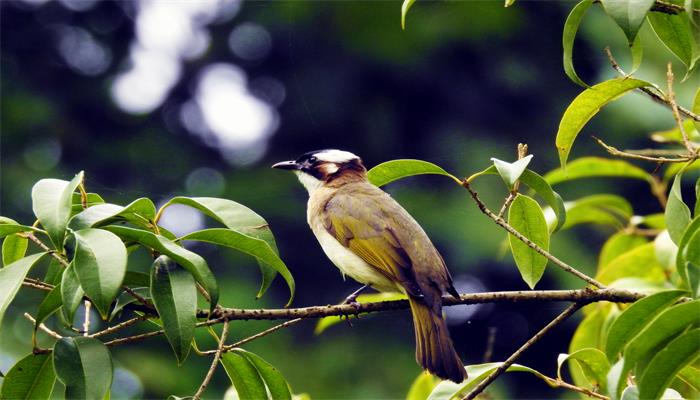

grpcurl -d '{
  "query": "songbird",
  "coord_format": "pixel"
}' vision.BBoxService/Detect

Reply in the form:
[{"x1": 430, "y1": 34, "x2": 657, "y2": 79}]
[{"x1": 273, "y1": 149, "x2": 467, "y2": 383}]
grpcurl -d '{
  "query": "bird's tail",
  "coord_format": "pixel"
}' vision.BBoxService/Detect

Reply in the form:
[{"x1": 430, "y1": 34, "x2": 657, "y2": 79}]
[{"x1": 409, "y1": 296, "x2": 468, "y2": 383}]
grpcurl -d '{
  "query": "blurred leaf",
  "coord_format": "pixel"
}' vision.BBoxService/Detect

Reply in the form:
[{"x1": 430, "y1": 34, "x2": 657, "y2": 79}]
[
  {"x1": 687, "y1": 262, "x2": 700, "y2": 298},
  {"x1": 619, "y1": 385, "x2": 683, "y2": 400},
  {"x1": 406, "y1": 372, "x2": 440, "y2": 400},
  {"x1": 53, "y1": 336, "x2": 113, "y2": 400},
  {"x1": 61, "y1": 264, "x2": 84, "y2": 323},
  {"x1": 401, "y1": 0, "x2": 416, "y2": 29},
  {"x1": 104, "y1": 226, "x2": 218, "y2": 310},
  {"x1": 665, "y1": 173, "x2": 692, "y2": 244},
  {"x1": 428, "y1": 363, "x2": 548, "y2": 400},
  {"x1": 555, "y1": 79, "x2": 652, "y2": 168},
  {"x1": 545, "y1": 157, "x2": 652, "y2": 185},
  {"x1": 600, "y1": 0, "x2": 655, "y2": 43},
  {"x1": 557, "y1": 348, "x2": 610, "y2": 392},
  {"x1": 236, "y1": 349, "x2": 292, "y2": 400},
  {"x1": 0, "y1": 353, "x2": 56, "y2": 399},
  {"x1": 653, "y1": 230, "x2": 677, "y2": 269},
  {"x1": 604, "y1": 289, "x2": 686, "y2": 361},
  {"x1": 367, "y1": 159, "x2": 459, "y2": 187},
  {"x1": 315, "y1": 292, "x2": 406, "y2": 334},
  {"x1": 31, "y1": 172, "x2": 83, "y2": 250},
  {"x1": 696, "y1": 177, "x2": 700, "y2": 217},
  {"x1": 650, "y1": 120, "x2": 699, "y2": 143},
  {"x1": 72, "y1": 228, "x2": 127, "y2": 319},
  {"x1": 70, "y1": 198, "x2": 157, "y2": 230},
  {"x1": 694, "y1": 87, "x2": 700, "y2": 132},
  {"x1": 648, "y1": 12, "x2": 698, "y2": 71},
  {"x1": 180, "y1": 228, "x2": 295, "y2": 306},
  {"x1": 0, "y1": 253, "x2": 47, "y2": 331},
  {"x1": 664, "y1": 159, "x2": 699, "y2": 181},
  {"x1": 491, "y1": 155, "x2": 533, "y2": 189},
  {"x1": 35, "y1": 284, "x2": 63, "y2": 336},
  {"x1": 638, "y1": 328, "x2": 700, "y2": 400},
  {"x1": 596, "y1": 243, "x2": 665, "y2": 284},
  {"x1": 563, "y1": 0, "x2": 593, "y2": 87},
  {"x1": 2, "y1": 233, "x2": 28, "y2": 267},
  {"x1": 599, "y1": 232, "x2": 648, "y2": 268},
  {"x1": 508, "y1": 194, "x2": 549, "y2": 288},
  {"x1": 640, "y1": 213, "x2": 666, "y2": 229},
  {"x1": 150, "y1": 256, "x2": 196, "y2": 365},
  {"x1": 221, "y1": 352, "x2": 268, "y2": 400}
]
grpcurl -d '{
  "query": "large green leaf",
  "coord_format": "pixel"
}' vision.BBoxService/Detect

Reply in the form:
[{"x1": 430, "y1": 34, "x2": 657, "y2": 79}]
[
  {"x1": 605, "y1": 289, "x2": 687, "y2": 361},
  {"x1": 491, "y1": 155, "x2": 533, "y2": 189},
  {"x1": 367, "y1": 159, "x2": 459, "y2": 187},
  {"x1": 31, "y1": 172, "x2": 83, "y2": 249},
  {"x1": 638, "y1": 328, "x2": 700, "y2": 400},
  {"x1": 104, "y1": 225, "x2": 218, "y2": 310},
  {"x1": 508, "y1": 194, "x2": 549, "y2": 288},
  {"x1": 3, "y1": 233, "x2": 28, "y2": 267},
  {"x1": 69, "y1": 198, "x2": 157, "y2": 230},
  {"x1": 428, "y1": 363, "x2": 548, "y2": 400},
  {"x1": 221, "y1": 351, "x2": 268, "y2": 400},
  {"x1": 601, "y1": 0, "x2": 656, "y2": 43},
  {"x1": 677, "y1": 365, "x2": 700, "y2": 392},
  {"x1": 563, "y1": 0, "x2": 593, "y2": 87},
  {"x1": 53, "y1": 336, "x2": 113, "y2": 400},
  {"x1": 61, "y1": 264, "x2": 85, "y2": 323},
  {"x1": 407, "y1": 372, "x2": 440, "y2": 400},
  {"x1": 596, "y1": 243, "x2": 665, "y2": 284},
  {"x1": 72, "y1": 228, "x2": 127, "y2": 319},
  {"x1": 648, "y1": 11, "x2": 698, "y2": 71},
  {"x1": 553, "y1": 194, "x2": 634, "y2": 231},
  {"x1": 0, "y1": 253, "x2": 47, "y2": 331},
  {"x1": 236, "y1": 349, "x2": 292, "y2": 400},
  {"x1": 545, "y1": 157, "x2": 652, "y2": 185},
  {"x1": 150, "y1": 256, "x2": 196, "y2": 364},
  {"x1": 557, "y1": 348, "x2": 610, "y2": 392},
  {"x1": 180, "y1": 228, "x2": 295, "y2": 306},
  {"x1": 0, "y1": 353, "x2": 56, "y2": 399},
  {"x1": 599, "y1": 232, "x2": 648, "y2": 268},
  {"x1": 665, "y1": 173, "x2": 692, "y2": 244},
  {"x1": 555, "y1": 78, "x2": 652, "y2": 168}
]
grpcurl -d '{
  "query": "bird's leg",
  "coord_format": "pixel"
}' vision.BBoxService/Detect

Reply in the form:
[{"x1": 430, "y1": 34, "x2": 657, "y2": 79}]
[{"x1": 343, "y1": 285, "x2": 369, "y2": 305}]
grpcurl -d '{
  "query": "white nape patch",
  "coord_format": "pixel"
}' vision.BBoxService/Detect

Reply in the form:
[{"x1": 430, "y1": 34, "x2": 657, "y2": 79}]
[
  {"x1": 314, "y1": 149, "x2": 358, "y2": 163},
  {"x1": 294, "y1": 170, "x2": 323, "y2": 194},
  {"x1": 321, "y1": 163, "x2": 339, "y2": 175}
]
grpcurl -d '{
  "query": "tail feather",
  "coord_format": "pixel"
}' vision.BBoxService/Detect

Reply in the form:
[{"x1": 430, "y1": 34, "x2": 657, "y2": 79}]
[{"x1": 409, "y1": 296, "x2": 467, "y2": 383}]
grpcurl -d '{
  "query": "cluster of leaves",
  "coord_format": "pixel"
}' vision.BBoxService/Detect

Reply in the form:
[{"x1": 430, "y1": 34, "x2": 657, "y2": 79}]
[{"x1": 0, "y1": 172, "x2": 295, "y2": 399}]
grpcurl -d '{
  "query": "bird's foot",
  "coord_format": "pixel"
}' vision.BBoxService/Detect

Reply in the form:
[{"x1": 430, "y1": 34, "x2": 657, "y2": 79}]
[{"x1": 343, "y1": 284, "x2": 369, "y2": 305}]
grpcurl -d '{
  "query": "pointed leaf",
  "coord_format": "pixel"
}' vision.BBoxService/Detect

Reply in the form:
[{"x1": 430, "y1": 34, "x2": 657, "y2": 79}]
[
  {"x1": 508, "y1": 194, "x2": 549, "y2": 288},
  {"x1": 545, "y1": 157, "x2": 652, "y2": 185},
  {"x1": 61, "y1": 264, "x2": 85, "y2": 323},
  {"x1": 0, "y1": 253, "x2": 47, "y2": 331},
  {"x1": 648, "y1": 12, "x2": 698, "y2": 70},
  {"x1": 150, "y1": 256, "x2": 196, "y2": 364},
  {"x1": 665, "y1": 173, "x2": 692, "y2": 244},
  {"x1": 563, "y1": 0, "x2": 593, "y2": 87},
  {"x1": 638, "y1": 328, "x2": 700, "y2": 400},
  {"x1": 555, "y1": 79, "x2": 652, "y2": 167},
  {"x1": 401, "y1": 0, "x2": 417, "y2": 29},
  {"x1": 0, "y1": 221, "x2": 37, "y2": 239},
  {"x1": 70, "y1": 198, "x2": 157, "y2": 230},
  {"x1": 557, "y1": 348, "x2": 610, "y2": 392},
  {"x1": 221, "y1": 352, "x2": 268, "y2": 400},
  {"x1": 601, "y1": 0, "x2": 656, "y2": 43},
  {"x1": 428, "y1": 363, "x2": 548, "y2": 400},
  {"x1": 491, "y1": 155, "x2": 533, "y2": 189},
  {"x1": 236, "y1": 349, "x2": 292, "y2": 400},
  {"x1": 31, "y1": 172, "x2": 83, "y2": 249},
  {"x1": 53, "y1": 336, "x2": 113, "y2": 400},
  {"x1": 1, "y1": 353, "x2": 56, "y2": 399},
  {"x1": 367, "y1": 159, "x2": 460, "y2": 187},
  {"x1": 630, "y1": 34, "x2": 643, "y2": 73},
  {"x1": 3, "y1": 233, "x2": 28, "y2": 267}
]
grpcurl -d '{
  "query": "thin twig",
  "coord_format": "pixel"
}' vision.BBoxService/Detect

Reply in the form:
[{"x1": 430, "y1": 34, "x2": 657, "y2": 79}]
[
  {"x1": 462, "y1": 303, "x2": 584, "y2": 400},
  {"x1": 122, "y1": 286, "x2": 153, "y2": 309},
  {"x1": 104, "y1": 318, "x2": 223, "y2": 347},
  {"x1": 592, "y1": 136, "x2": 695, "y2": 163},
  {"x1": 623, "y1": 148, "x2": 692, "y2": 156},
  {"x1": 542, "y1": 376, "x2": 609, "y2": 400},
  {"x1": 83, "y1": 301, "x2": 91, "y2": 336},
  {"x1": 193, "y1": 320, "x2": 230, "y2": 400},
  {"x1": 200, "y1": 318, "x2": 305, "y2": 355},
  {"x1": 23, "y1": 313, "x2": 63, "y2": 340},
  {"x1": 461, "y1": 181, "x2": 607, "y2": 288},
  {"x1": 24, "y1": 233, "x2": 69, "y2": 267},
  {"x1": 90, "y1": 314, "x2": 151, "y2": 338},
  {"x1": 666, "y1": 64, "x2": 698, "y2": 154},
  {"x1": 22, "y1": 278, "x2": 53, "y2": 291}
]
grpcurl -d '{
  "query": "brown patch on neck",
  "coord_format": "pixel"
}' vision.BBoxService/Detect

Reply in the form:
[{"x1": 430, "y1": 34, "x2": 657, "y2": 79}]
[{"x1": 325, "y1": 159, "x2": 367, "y2": 187}]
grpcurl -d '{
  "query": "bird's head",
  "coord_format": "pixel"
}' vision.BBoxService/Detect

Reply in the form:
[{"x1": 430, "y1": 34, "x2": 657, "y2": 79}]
[{"x1": 272, "y1": 149, "x2": 367, "y2": 193}]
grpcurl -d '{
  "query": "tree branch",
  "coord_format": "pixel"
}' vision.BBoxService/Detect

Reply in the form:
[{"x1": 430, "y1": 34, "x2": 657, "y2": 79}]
[
  {"x1": 193, "y1": 320, "x2": 229, "y2": 400},
  {"x1": 592, "y1": 135, "x2": 696, "y2": 163}
]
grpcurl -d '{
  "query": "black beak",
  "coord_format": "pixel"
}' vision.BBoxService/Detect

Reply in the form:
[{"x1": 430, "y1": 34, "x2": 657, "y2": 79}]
[{"x1": 272, "y1": 160, "x2": 300, "y2": 170}]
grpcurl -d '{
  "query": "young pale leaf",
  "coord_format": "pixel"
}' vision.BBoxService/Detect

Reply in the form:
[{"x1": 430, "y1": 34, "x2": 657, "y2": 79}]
[
  {"x1": 221, "y1": 352, "x2": 268, "y2": 400},
  {"x1": 557, "y1": 348, "x2": 610, "y2": 392},
  {"x1": 428, "y1": 363, "x2": 547, "y2": 400},
  {"x1": 401, "y1": 0, "x2": 417, "y2": 29},
  {"x1": 648, "y1": 12, "x2": 698, "y2": 71},
  {"x1": 545, "y1": 157, "x2": 652, "y2": 186},
  {"x1": 3, "y1": 233, "x2": 28, "y2": 266},
  {"x1": 150, "y1": 256, "x2": 196, "y2": 365},
  {"x1": 555, "y1": 79, "x2": 652, "y2": 168},
  {"x1": 599, "y1": 232, "x2": 648, "y2": 268},
  {"x1": 34, "y1": 284, "x2": 63, "y2": 335},
  {"x1": 0, "y1": 253, "x2": 47, "y2": 331},
  {"x1": 31, "y1": 172, "x2": 83, "y2": 249},
  {"x1": 72, "y1": 228, "x2": 127, "y2": 318},
  {"x1": 604, "y1": 289, "x2": 687, "y2": 361},
  {"x1": 0, "y1": 353, "x2": 56, "y2": 399},
  {"x1": 61, "y1": 264, "x2": 85, "y2": 323},
  {"x1": 53, "y1": 336, "x2": 113, "y2": 400},
  {"x1": 407, "y1": 372, "x2": 440, "y2": 400},
  {"x1": 69, "y1": 198, "x2": 157, "y2": 230},
  {"x1": 665, "y1": 173, "x2": 692, "y2": 244},
  {"x1": 180, "y1": 228, "x2": 295, "y2": 306},
  {"x1": 104, "y1": 226, "x2": 218, "y2": 310},
  {"x1": 367, "y1": 159, "x2": 460, "y2": 187},
  {"x1": 507, "y1": 194, "x2": 549, "y2": 289},
  {"x1": 638, "y1": 328, "x2": 700, "y2": 400},
  {"x1": 596, "y1": 243, "x2": 665, "y2": 284},
  {"x1": 491, "y1": 155, "x2": 533, "y2": 189},
  {"x1": 563, "y1": 0, "x2": 593, "y2": 87},
  {"x1": 236, "y1": 349, "x2": 292, "y2": 400},
  {"x1": 600, "y1": 0, "x2": 656, "y2": 43}
]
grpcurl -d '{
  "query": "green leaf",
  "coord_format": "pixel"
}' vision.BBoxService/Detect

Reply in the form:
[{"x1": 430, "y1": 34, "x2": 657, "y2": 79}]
[
  {"x1": 1, "y1": 353, "x2": 56, "y2": 399},
  {"x1": 653, "y1": 230, "x2": 677, "y2": 269},
  {"x1": 35, "y1": 284, "x2": 63, "y2": 335},
  {"x1": 401, "y1": 0, "x2": 417, "y2": 29},
  {"x1": 693, "y1": 87, "x2": 700, "y2": 132},
  {"x1": 557, "y1": 348, "x2": 610, "y2": 392},
  {"x1": 123, "y1": 271, "x2": 150, "y2": 288},
  {"x1": 491, "y1": 155, "x2": 534, "y2": 189},
  {"x1": 104, "y1": 226, "x2": 218, "y2": 310},
  {"x1": 676, "y1": 216, "x2": 700, "y2": 285},
  {"x1": 650, "y1": 120, "x2": 699, "y2": 144},
  {"x1": 72, "y1": 229, "x2": 127, "y2": 319},
  {"x1": 507, "y1": 194, "x2": 549, "y2": 288},
  {"x1": 367, "y1": 159, "x2": 460, "y2": 187},
  {"x1": 221, "y1": 351, "x2": 268, "y2": 400},
  {"x1": 553, "y1": 194, "x2": 634, "y2": 231},
  {"x1": 180, "y1": 228, "x2": 295, "y2": 307},
  {"x1": 608, "y1": 359, "x2": 625, "y2": 400},
  {"x1": 407, "y1": 372, "x2": 440, "y2": 400},
  {"x1": 687, "y1": 262, "x2": 700, "y2": 298},
  {"x1": 0, "y1": 253, "x2": 47, "y2": 331},
  {"x1": 666, "y1": 173, "x2": 692, "y2": 244},
  {"x1": 236, "y1": 349, "x2": 292, "y2": 400},
  {"x1": 677, "y1": 365, "x2": 700, "y2": 391},
  {"x1": 599, "y1": 232, "x2": 648, "y2": 268},
  {"x1": 563, "y1": 0, "x2": 593, "y2": 87},
  {"x1": 70, "y1": 198, "x2": 157, "y2": 230},
  {"x1": 0, "y1": 221, "x2": 37, "y2": 239},
  {"x1": 61, "y1": 264, "x2": 85, "y2": 323},
  {"x1": 601, "y1": 0, "x2": 656, "y2": 43},
  {"x1": 640, "y1": 213, "x2": 666, "y2": 229},
  {"x1": 150, "y1": 256, "x2": 197, "y2": 364},
  {"x1": 555, "y1": 78, "x2": 652, "y2": 168},
  {"x1": 3, "y1": 233, "x2": 28, "y2": 267},
  {"x1": 605, "y1": 289, "x2": 687, "y2": 361},
  {"x1": 648, "y1": 11, "x2": 698, "y2": 71},
  {"x1": 638, "y1": 328, "x2": 700, "y2": 400},
  {"x1": 630, "y1": 34, "x2": 643, "y2": 73},
  {"x1": 315, "y1": 292, "x2": 406, "y2": 334},
  {"x1": 53, "y1": 336, "x2": 113, "y2": 400},
  {"x1": 427, "y1": 363, "x2": 547, "y2": 400},
  {"x1": 596, "y1": 243, "x2": 665, "y2": 285},
  {"x1": 695, "y1": 177, "x2": 700, "y2": 217},
  {"x1": 664, "y1": 159, "x2": 699, "y2": 182},
  {"x1": 31, "y1": 172, "x2": 83, "y2": 250},
  {"x1": 545, "y1": 157, "x2": 653, "y2": 185}
]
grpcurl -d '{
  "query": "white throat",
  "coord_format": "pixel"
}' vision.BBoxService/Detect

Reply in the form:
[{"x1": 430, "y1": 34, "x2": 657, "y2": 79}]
[{"x1": 294, "y1": 171, "x2": 323, "y2": 194}]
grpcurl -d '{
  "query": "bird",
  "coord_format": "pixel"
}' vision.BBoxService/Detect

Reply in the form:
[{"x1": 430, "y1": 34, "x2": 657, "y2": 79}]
[{"x1": 273, "y1": 149, "x2": 467, "y2": 383}]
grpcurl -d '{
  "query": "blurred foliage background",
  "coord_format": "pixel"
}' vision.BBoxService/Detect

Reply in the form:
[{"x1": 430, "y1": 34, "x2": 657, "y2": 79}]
[{"x1": 1, "y1": 0, "x2": 698, "y2": 398}]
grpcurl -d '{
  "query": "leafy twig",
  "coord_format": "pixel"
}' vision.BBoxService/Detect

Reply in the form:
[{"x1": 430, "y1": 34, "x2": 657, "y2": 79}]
[
  {"x1": 90, "y1": 314, "x2": 151, "y2": 338},
  {"x1": 592, "y1": 136, "x2": 695, "y2": 163},
  {"x1": 666, "y1": 64, "x2": 699, "y2": 154},
  {"x1": 23, "y1": 313, "x2": 63, "y2": 340},
  {"x1": 193, "y1": 320, "x2": 230, "y2": 400},
  {"x1": 24, "y1": 233, "x2": 69, "y2": 267}
]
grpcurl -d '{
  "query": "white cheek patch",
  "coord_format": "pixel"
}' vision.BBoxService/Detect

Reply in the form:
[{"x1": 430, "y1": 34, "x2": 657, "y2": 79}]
[
  {"x1": 321, "y1": 163, "x2": 339, "y2": 175},
  {"x1": 294, "y1": 171, "x2": 323, "y2": 194},
  {"x1": 315, "y1": 150, "x2": 358, "y2": 163}
]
